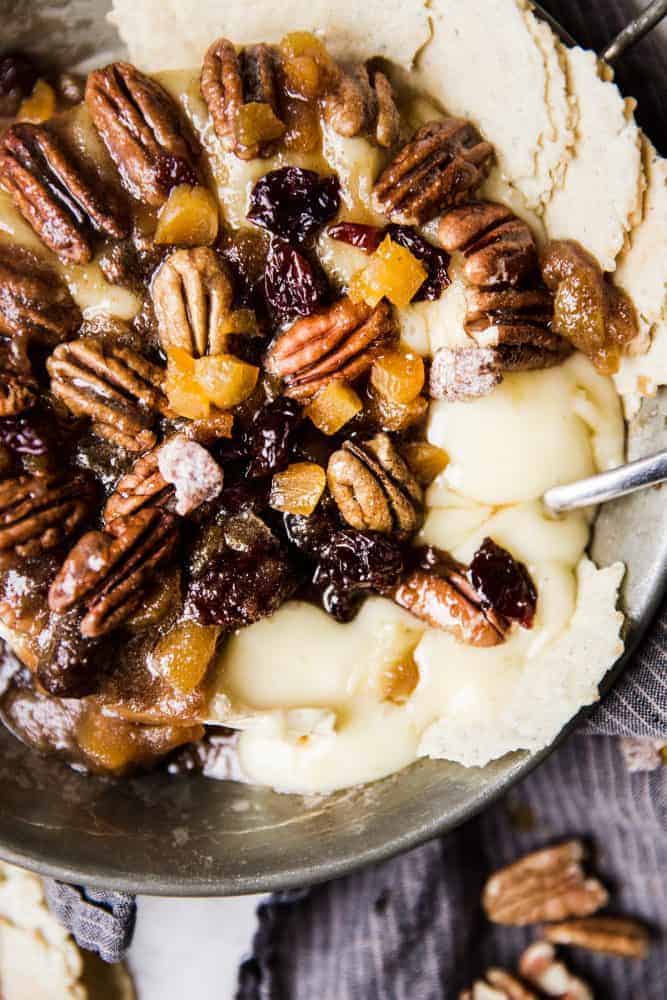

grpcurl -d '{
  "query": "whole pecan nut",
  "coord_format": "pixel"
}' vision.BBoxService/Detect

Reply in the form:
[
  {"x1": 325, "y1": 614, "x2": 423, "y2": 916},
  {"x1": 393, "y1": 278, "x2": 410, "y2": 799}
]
[
  {"x1": 0, "y1": 244, "x2": 82, "y2": 345},
  {"x1": 103, "y1": 446, "x2": 172, "y2": 523},
  {"x1": 544, "y1": 916, "x2": 649, "y2": 959},
  {"x1": 438, "y1": 201, "x2": 538, "y2": 288},
  {"x1": 372, "y1": 119, "x2": 494, "y2": 225},
  {"x1": 323, "y1": 65, "x2": 399, "y2": 148},
  {"x1": 0, "y1": 473, "x2": 93, "y2": 566},
  {"x1": 465, "y1": 287, "x2": 565, "y2": 352},
  {"x1": 328, "y1": 432, "x2": 422, "y2": 536},
  {"x1": 482, "y1": 841, "x2": 609, "y2": 926},
  {"x1": 48, "y1": 507, "x2": 179, "y2": 637},
  {"x1": 519, "y1": 942, "x2": 593, "y2": 1000},
  {"x1": 201, "y1": 38, "x2": 284, "y2": 159},
  {"x1": 394, "y1": 567, "x2": 503, "y2": 647},
  {"x1": 0, "y1": 123, "x2": 128, "y2": 264},
  {"x1": 429, "y1": 342, "x2": 568, "y2": 403},
  {"x1": 86, "y1": 61, "x2": 200, "y2": 206},
  {"x1": 152, "y1": 247, "x2": 234, "y2": 357},
  {"x1": 47, "y1": 338, "x2": 167, "y2": 451},
  {"x1": 266, "y1": 296, "x2": 395, "y2": 399},
  {"x1": 460, "y1": 968, "x2": 538, "y2": 1000}
]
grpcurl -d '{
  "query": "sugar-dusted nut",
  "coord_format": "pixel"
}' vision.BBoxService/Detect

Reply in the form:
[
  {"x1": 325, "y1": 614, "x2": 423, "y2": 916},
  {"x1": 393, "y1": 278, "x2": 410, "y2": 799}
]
[
  {"x1": 0, "y1": 244, "x2": 82, "y2": 345},
  {"x1": 328, "y1": 432, "x2": 423, "y2": 536},
  {"x1": 544, "y1": 916, "x2": 649, "y2": 959},
  {"x1": 459, "y1": 968, "x2": 538, "y2": 1000},
  {"x1": 323, "y1": 65, "x2": 399, "y2": 148},
  {"x1": 47, "y1": 338, "x2": 167, "y2": 452},
  {"x1": 48, "y1": 507, "x2": 179, "y2": 638},
  {"x1": 0, "y1": 473, "x2": 94, "y2": 566},
  {"x1": 0, "y1": 123, "x2": 128, "y2": 264},
  {"x1": 438, "y1": 201, "x2": 538, "y2": 289},
  {"x1": 201, "y1": 38, "x2": 285, "y2": 159},
  {"x1": 157, "y1": 434, "x2": 224, "y2": 516},
  {"x1": 86, "y1": 61, "x2": 200, "y2": 207},
  {"x1": 152, "y1": 247, "x2": 234, "y2": 358},
  {"x1": 430, "y1": 346, "x2": 502, "y2": 402},
  {"x1": 483, "y1": 841, "x2": 609, "y2": 926},
  {"x1": 519, "y1": 942, "x2": 593, "y2": 1000},
  {"x1": 372, "y1": 119, "x2": 494, "y2": 225},
  {"x1": 266, "y1": 296, "x2": 396, "y2": 399}
]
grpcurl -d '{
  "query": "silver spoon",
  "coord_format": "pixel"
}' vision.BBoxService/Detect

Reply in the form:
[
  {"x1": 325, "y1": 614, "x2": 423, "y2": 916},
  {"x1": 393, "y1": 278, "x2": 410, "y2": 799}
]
[{"x1": 543, "y1": 450, "x2": 667, "y2": 514}]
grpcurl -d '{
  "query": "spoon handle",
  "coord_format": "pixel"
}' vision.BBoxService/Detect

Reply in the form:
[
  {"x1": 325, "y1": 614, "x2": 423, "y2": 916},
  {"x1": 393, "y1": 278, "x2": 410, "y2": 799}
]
[{"x1": 543, "y1": 450, "x2": 667, "y2": 514}]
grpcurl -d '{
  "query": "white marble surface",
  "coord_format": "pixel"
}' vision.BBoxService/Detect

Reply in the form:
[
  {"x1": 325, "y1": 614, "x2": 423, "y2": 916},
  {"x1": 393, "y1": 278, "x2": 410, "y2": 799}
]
[{"x1": 128, "y1": 894, "x2": 264, "y2": 999}]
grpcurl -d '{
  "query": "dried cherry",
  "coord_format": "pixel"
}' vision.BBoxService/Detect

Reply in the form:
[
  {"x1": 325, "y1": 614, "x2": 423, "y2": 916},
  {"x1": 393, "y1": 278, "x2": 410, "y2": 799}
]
[
  {"x1": 263, "y1": 238, "x2": 329, "y2": 325},
  {"x1": 327, "y1": 222, "x2": 385, "y2": 253},
  {"x1": 468, "y1": 537, "x2": 537, "y2": 629},
  {"x1": 245, "y1": 397, "x2": 302, "y2": 478},
  {"x1": 248, "y1": 167, "x2": 340, "y2": 245},
  {"x1": 0, "y1": 53, "x2": 39, "y2": 117},
  {"x1": 312, "y1": 529, "x2": 404, "y2": 622}
]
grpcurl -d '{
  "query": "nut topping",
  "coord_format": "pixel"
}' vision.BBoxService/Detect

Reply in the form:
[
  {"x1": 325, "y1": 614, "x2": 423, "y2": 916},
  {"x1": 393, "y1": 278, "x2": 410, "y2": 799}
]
[
  {"x1": 48, "y1": 507, "x2": 179, "y2": 637},
  {"x1": 460, "y1": 969, "x2": 538, "y2": 1000},
  {"x1": 482, "y1": 841, "x2": 609, "y2": 926},
  {"x1": 0, "y1": 244, "x2": 82, "y2": 345},
  {"x1": 86, "y1": 62, "x2": 200, "y2": 207},
  {"x1": 519, "y1": 942, "x2": 592, "y2": 1000},
  {"x1": 0, "y1": 123, "x2": 128, "y2": 264},
  {"x1": 152, "y1": 247, "x2": 234, "y2": 358},
  {"x1": 465, "y1": 287, "x2": 562, "y2": 350},
  {"x1": 0, "y1": 370, "x2": 38, "y2": 417},
  {"x1": 157, "y1": 434, "x2": 223, "y2": 515},
  {"x1": 200, "y1": 38, "x2": 284, "y2": 159},
  {"x1": 327, "y1": 432, "x2": 423, "y2": 536},
  {"x1": 323, "y1": 65, "x2": 399, "y2": 148},
  {"x1": 0, "y1": 473, "x2": 93, "y2": 566},
  {"x1": 394, "y1": 567, "x2": 503, "y2": 647},
  {"x1": 47, "y1": 338, "x2": 167, "y2": 451},
  {"x1": 266, "y1": 296, "x2": 396, "y2": 399},
  {"x1": 372, "y1": 119, "x2": 494, "y2": 225},
  {"x1": 544, "y1": 916, "x2": 649, "y2": 959},
  {"x1": 429, "y1": 340, "x2": 570, "y2": 403},
  {"x1": 103, "y1": 446, "x2": 172, "y2": 523},
  {"x1": 438, "y1": 201, "x2": 538, "y2": 288}
]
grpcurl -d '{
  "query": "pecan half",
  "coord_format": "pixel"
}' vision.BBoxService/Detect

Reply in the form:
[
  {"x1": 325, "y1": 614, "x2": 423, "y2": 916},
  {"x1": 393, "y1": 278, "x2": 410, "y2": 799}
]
[
  {"x1": 0, "y1": 473, "x2": 93, "y2": 566},
  {"x1": 519, "y1": 942, "x2": 592, "y2": 1000},
  {"x1": 483, "y1": 841, "x2": 609, "y2": 926},
  {"x1": 103, "y1": 446, "x2": 172, "y2": 523},
  {"x1": 152, "y1": 247, "x2": 234, "y2": 357},
  {"x1": 460, "y1": 969, "x2": 538, "y2": 1000},
  {"x1": 323, "y1": 65, "x2": 399, "y2": 148},
  {"x1": 544, "y1": 916, "x2": 649, "y2": 959},
  {"x1": 266, "y1": 297, "x2": 395, "y2": 399},
  {"x1": 0, "y1": 244, "x2": 81, "y2": 345},
  {"x1": 438, "y1": 201, "x2": 538, "y2": 288},
  {"x1": 429, "y1": 342, "x2": 568, "y2": 403},
  {"x1": 0, "y1": 123, "x2": 128, "y2": 264},
  {"x1": 394, "y1": 567, "x2": 503, "y2": 647},
  {"x1": 0, "y1": 370, "x2": 38, "y2": 417},
  {"x1": 48, "y1": 507, "x2": 179, "y2": 637},
  {"x1": 465, "y1": 287, "x2": 563, "y2": 351},
  {"x1": 47, "y1": 338, "x2": 167, "y2": 451},
  {"x1": 372, "y1": 119, "x2": 494, "y2": 225},
  {"x1": 86, "y1": 62, "x2": 200, "y2": 207},
  {"x1": 328, "y1": 433, "x2": 422, "y2": 536},
  {"x1": 201, "y1": 38, "x2": 284, "y2": 159}
]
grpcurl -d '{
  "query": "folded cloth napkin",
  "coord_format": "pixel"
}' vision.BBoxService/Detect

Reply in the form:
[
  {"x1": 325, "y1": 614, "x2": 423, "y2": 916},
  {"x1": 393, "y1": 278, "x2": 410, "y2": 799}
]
[{"x1": 45, "y1": 0, "x2": 667, "y2": 991}]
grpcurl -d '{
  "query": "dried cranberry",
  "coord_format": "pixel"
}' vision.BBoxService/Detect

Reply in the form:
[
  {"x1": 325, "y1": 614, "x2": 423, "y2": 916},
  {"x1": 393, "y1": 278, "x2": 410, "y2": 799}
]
[
  {"x1": 385, "y1": 225, "x2": 450, "y2": 301},
  {"x1": 327, "y1": 222, "x2": 385, "y2": 253},
  {"x1": 468, "y1": 537, "x2": 537, "y2": 629},
  {"x1": 155, "y1": 152, "x2": 200, "y2": 194},
  {"x1": 312, "y1": 529, "x2": 404, "y2": 622},
  {"x1": 0, "y1": 53, "x2": 39, "y2": 117},
  {"x1": 245, "y1": 397, "x2": 302, "y2": 478},
  {"x1": 263, "y1": 238, "x2": 329, "y2": 325},
  {"x1": 248, "y1": 167, "x2": 340, "y2": 245}
]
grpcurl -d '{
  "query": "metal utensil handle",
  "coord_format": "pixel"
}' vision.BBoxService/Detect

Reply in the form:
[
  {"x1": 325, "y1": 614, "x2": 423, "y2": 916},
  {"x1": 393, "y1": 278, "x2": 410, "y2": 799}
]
[
  {"x1": 602, "y1": 0, "x2": 667, "y2": 62},
  {"x1": 544, "y1": 450, "x2": 667, "y2": 513}
]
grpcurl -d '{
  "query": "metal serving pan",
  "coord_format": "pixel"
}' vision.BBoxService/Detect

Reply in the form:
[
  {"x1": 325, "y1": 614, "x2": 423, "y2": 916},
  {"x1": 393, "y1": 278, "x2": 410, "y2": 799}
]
[{"x1": 0, "y1": 0, "x2": 665, "y2": 896}]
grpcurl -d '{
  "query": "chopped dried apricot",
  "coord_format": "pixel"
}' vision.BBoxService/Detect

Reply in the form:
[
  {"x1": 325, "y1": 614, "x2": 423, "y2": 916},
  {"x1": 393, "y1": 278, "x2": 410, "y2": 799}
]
[
  {"x1": 401, "y1": 442, "x2": 449, "y2": 485},
  {"x1": 166, "y1": 370, "x2": 211, "y2": 419},
  {"x1": 305, "y1": 381, "x2": 363, "y2": 434},
  {"x1": 167, "y1": 346, "x2": 196, "y2": 375},
  {"x1": 17, "y1": 79, "x2": 56, "y2": 123},
  {"x1": 269, "y1": 461, "x2": 326, "y2": 515},
  {"x1": 151, "y1": 620, "x2": 220, "y2": 694},
  {"x1": 380, "y1": 656, "x2": 419, "y2": 704},
  {"x1": 193, "y1": 354, "x2": 259, "y2": 408},
  {"x1": 77, "y1": 710, "x2": 139, "y2": 772},
  {"x1": 279, "y1": 32, "x2": 337, "y2": 100},
  {"x1": 155, "y1": 184, "x2": 219, "y2": 246},
  {"x1": 237, "y1": 101, "x2": 286, "y2": 149},
  {"x1": 367, "y1": 388, "x2": 428, "y2": 433},
  {"x1": 349, "y1": 236, "x2": 428, "y2": 309},
  {"x1": 371, "y1": 349, "x2": 425, "y2": 404}
]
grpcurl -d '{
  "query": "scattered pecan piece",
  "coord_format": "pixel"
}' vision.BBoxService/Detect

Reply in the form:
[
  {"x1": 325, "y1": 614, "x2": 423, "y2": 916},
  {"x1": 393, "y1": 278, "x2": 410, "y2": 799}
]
[
  {"x1": 0, "y1": 123, "x2": 128, "y2": 264},
  {"x1": 47, "y1": 338, "x2": 167, "y2": 452},
  {"x1": 327, "y1": 432, "x2": 422, "y2": 536},
  {"x1": 460, "y1": 968, "x2": 538, "y2": 1000},
  {"x1": 0, "y1": 244, "x2": 81, "y2": 345},
  {"x1": 438, "y1": 201, "x2": 539, "y2": 288},
  {"x1": 152, "y1": 247, "x2": 234, "y2": 357},
  {"x1": 86, "y1": 62, "x2": 200, "y2": 207},
  {"x1": 323, "y1": 65, "x2": 399, "y2": 148},
  {"x1": 266, "y1": 296, "x2": 395, "y2": 399},
  {"x1": 48, "y1": 507, "x2": 179, "y2": 638},
  {"x1": 544, "y1": 916, "x2": 649, "y2": 959},
  {"x1": 0, "y1": 473, "x2": 93, "y2": 566},
  {"x1": 157, "y1": 434, "x2": 223, "y2": 515},
  {"x1": 394, "y1": 567, "x2": 503, "y2": 647},
  {"x1": 519, "y1": 942, "x2": 592, "y2": 1000},
  {"x1": 372, "y1": 119, "x2": 494, "y2": 225},
  {"x1": 0, "y1": 371, "x2": 38, "y2": 417},
  {"x1": 103, "y1": 446, "x2": 172, "y2": 523},
  {"x1": 200, "y1": 38, "x2": 284, "y2": 159},
  {"x1": 483, "y1": 841, "x2": 609, "y2": 926}
]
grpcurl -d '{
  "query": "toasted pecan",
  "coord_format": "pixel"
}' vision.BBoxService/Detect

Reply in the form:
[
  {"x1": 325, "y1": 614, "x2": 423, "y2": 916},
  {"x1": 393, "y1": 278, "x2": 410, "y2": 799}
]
[
  {"x1": 394, "y1": 568, "x2": 503, "y2": 647},
  {"x1": 0, "y1": 473, "x2": 93, "y2": 566},
  {"x1": 0, "y1": 244, "x2": 81, "y2": 345},
  {"x1": 519, "y1": 942, "x2": 593, "y2": 1000},
  {"x1": 544, "y1": 916, "x2": 649, "y2": 959},
  {"x1": 323, "y1": 65, "x2": 399, "y2": 148},
  {"x1": 438, "y1": 201, "x2": 538, "y2": 288},
  {"x1": 152, "y1": 247, "x2": 234, "y2": 357}
]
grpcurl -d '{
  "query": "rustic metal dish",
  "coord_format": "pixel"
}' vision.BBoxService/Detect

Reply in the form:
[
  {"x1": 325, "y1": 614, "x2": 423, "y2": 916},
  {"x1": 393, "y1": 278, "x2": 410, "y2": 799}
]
[{"x1": 0, "y1": 0, "x2": 665, "y2": 896}]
